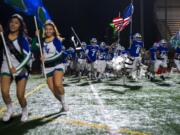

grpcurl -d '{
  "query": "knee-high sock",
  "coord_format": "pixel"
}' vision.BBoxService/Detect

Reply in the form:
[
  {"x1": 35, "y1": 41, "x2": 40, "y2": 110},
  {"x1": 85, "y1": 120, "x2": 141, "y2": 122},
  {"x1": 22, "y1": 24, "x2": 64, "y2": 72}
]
[
  {"x1": 56, "y1": 94, "x2": 65, "y2": 107},
  {"x1": 6, "y1": 103, "x2": 13, "y2": 112}
]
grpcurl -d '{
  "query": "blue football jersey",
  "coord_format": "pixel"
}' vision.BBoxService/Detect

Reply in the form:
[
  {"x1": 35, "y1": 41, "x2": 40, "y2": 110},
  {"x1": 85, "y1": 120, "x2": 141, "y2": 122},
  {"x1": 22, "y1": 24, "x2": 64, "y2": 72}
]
[
  {"x1": 129, "y1": 40, "x2": 143, "y2": 57},
  {"x1": 98, "y1": 47, "x2": 108, "y2": 60},
  {"x1": 114, "y1": 49, "x2": 122, "y2": 57},
  {"x1": 149, "y1": 47, "x2": 157, "y2": 61},
  {"x1": 175, "y1": 47, "x2": 180, "y2": 54},
  {"x1": 157, "y1": 46, "x2": 168, "y2": 58},
  {"x1": 79, "y1": 48, "x2": 86, "y2": 59},
  {"x1": 106, "y1": 52, "x2": 114, "y2": 61},
  {"x1": 86, "y1": 45, "x2": 99, "y2": 62},
  {"x1": 62, "y1": 50, "x2": 69, "y2": 63},
  {"x1": 68, "y1": 48, "x2": 76, "y2": 60}
]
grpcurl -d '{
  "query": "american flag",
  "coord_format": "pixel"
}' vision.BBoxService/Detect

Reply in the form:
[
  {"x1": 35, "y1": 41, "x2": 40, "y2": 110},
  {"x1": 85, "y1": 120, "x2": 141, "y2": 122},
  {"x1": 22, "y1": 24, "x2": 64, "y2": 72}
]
[
  {"x1": 112, "y1": 3, "x2": 134, "y2": 32},
  {"x1": 112, "y1": 17, "x2": 124, "y2": 31}
]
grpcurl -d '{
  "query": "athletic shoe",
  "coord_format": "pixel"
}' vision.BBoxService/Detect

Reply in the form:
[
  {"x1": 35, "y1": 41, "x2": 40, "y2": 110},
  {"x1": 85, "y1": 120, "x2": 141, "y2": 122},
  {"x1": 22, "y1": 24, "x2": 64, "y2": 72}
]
[
  {"x1": 2, "y1": 110, "x2": 13, "y2": 122},
  {"x1": 160, "y1": 75, "x2": 165, "y2": 81},
  {"x1": 150, "y1": 77, "x2": 155, "y2": 82},
  {"x1": 21, "y1": 109, "x2": 28, "y2": 122}
]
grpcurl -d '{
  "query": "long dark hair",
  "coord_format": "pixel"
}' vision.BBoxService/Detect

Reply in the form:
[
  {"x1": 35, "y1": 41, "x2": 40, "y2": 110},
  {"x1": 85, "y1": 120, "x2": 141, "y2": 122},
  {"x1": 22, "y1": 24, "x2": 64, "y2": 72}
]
[{"x1": 6, "y1": 14, "x2": 27, "y2": 37}]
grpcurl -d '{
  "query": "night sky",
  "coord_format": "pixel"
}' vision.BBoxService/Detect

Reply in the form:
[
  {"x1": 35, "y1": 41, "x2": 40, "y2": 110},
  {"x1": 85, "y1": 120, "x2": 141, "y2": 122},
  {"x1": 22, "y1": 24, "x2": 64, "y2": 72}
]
[{"x1": 0, "y1": 0, "x2": 160, "y2": 48}]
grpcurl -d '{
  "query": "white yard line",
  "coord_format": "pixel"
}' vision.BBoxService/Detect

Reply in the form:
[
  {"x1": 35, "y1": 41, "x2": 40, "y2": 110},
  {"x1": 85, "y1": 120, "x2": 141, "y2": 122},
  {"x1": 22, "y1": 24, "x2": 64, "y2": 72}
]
[{"x1": 87, "y1": 80, "x2": 121, "y2": 135}]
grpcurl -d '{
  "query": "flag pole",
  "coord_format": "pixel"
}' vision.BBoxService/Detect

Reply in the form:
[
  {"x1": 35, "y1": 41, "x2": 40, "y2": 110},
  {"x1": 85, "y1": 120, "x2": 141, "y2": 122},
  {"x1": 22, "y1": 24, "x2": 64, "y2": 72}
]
[
  {"x1": 0, "y1": 32, "x2": 13, "y2": 69},
  {"x1": 140, "y1": 0, "x2": 144, "y2": 47},
  {"x1": 0, "y1": 32, "x2": 15, "y2": 77},
  {"x1": 34, "y1": 16, "x2": 47, "y2": 80},
  {"x1": 129, "y1": 0, "x2": 134, "y2": 48},
  {"x1": 118, "y1": 12, "x2": 121, "y2": 44},
  {"x1": 71, "y1": 27, "x2": 82, "y2": 46}
]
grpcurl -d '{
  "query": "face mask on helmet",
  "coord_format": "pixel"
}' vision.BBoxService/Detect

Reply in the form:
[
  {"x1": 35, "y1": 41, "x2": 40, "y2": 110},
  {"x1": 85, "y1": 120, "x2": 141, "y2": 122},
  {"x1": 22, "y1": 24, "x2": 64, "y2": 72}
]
[
  {"x1": 160, "y1": 39, "x2": 168, "y2": 47},
  {"x1": 100, "y1": 42, "x2": 106, "y2": 48},
  {"x1": 116, "y1": 43, "x2": 121, "y2": 48},
  {"x1": 153, "y1": 42, "x2": 159, "y2": 48},
  {"x1": 133, "y1": 33, "x2": 142, "y2": 42},
  {"x1": 120, "y1": 46, "x2": 125, "y2": 51},
  {"x1": 81, "y1": 42, "x2": 87, "y2": 48},
  {"x1": 90, "y1": 38, "x2": 97, "y2": 45},
  {"x1": 69, "y1": 47, "x2": 74, "y2": 52}
]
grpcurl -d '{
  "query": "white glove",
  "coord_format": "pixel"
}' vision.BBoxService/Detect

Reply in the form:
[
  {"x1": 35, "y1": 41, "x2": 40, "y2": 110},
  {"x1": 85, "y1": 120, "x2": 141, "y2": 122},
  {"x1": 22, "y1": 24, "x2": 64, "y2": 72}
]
[{"x1": 71, "y1": 36, "x2": 75, "y2": 42}]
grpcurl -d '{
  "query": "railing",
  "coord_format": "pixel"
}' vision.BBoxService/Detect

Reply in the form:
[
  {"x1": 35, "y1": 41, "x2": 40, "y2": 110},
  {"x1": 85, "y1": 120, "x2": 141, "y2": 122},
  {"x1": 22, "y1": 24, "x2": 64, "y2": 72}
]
[{"x1": 167, "y1": 19, "x2": 180, "y2": 36}]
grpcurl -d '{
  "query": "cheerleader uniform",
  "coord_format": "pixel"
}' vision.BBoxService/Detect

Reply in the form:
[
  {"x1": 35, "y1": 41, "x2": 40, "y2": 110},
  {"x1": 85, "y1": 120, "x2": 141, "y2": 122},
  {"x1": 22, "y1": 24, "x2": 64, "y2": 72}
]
[
  {"x1": 1, "y1": 36, "x2": 31, "y2": 80},
  {"x1": 43, "y1": 37, "x2": 65, "y2": 77}
]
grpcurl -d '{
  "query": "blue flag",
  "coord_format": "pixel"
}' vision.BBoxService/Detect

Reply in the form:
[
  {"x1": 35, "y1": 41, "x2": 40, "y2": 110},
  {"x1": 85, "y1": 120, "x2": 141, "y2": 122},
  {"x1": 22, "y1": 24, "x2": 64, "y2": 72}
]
[
  {"x1": 123, "y1": 3, "x2": 134, "y2": 19},
  {"x1": 4, "y1": 0, "x2": 51, "y2": 26},
  {"x1": 120, "y1": 3, "x2": 134, "y2": 31}
]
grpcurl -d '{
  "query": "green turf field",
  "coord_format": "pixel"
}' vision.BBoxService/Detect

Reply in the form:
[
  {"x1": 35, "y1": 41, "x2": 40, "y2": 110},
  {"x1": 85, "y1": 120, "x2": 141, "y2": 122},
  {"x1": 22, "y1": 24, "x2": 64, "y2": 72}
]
[{"x1": 0, "y1": 74, "x2": 180, "y2": 135}]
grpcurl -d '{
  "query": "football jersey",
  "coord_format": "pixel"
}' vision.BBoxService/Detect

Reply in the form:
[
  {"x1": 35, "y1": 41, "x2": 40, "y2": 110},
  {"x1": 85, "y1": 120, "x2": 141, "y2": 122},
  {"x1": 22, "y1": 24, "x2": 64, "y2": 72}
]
[
  {"x1": 67, "y1": 48, "x2": 76, "y2": 60},
  {"x1": 106, "y1": 52, "x2": 114, "y2": 61},
  {"x1": 98, "y1": 47, "x2": 108, "y2": 60},
  {"x1": 62, "y1": 50, "x2": 69, "y2": 63},
  {"x1": 79, "y1": 48, "x2": 86, "y2": 59},
  {"x1": 149, "y1": 47, "x2": 157, "y2": 61},
  {"x1": 129, "y1": 40, "x2": 143, "y2": 57},
  {"x1": 86, "y1": 44, "x2": 99, "y2": 62},
  {"x1": 157, "y1": 46, "x2": 168, "y2": 58}
]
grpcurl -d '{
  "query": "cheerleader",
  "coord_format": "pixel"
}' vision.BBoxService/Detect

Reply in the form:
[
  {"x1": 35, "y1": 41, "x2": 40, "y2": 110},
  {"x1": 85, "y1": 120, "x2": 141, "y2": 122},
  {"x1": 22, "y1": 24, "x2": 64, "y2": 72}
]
[
  {"x1": 0, "y1": 14, "x2": 31, "y2": 122},
  {"x1": 37, "y1": 20, "x2": 68, "y2": 112}
]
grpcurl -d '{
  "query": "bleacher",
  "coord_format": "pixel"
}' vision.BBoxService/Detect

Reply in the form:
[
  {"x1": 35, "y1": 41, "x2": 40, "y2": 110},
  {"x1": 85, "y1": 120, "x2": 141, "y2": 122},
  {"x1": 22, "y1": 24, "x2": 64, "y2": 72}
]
[
  {"x1": 154, "y1": 0, "x2": 180, "y2": 39},
  {"x1": 167, "y1": 19, "x2": 180, "y2": 36}
]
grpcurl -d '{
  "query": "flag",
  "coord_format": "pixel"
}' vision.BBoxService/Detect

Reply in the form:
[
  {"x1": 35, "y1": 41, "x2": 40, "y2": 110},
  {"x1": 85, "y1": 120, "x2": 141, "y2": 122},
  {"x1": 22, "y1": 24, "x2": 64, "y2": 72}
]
[
  {"x1": 112, "y1": 17, "x2": 124, "y2": 31},
  {"x1": 112, "y1": 3, "x2": 134, "y2": 32},
  {"x1": 109, "y1": 23, "x2": 118, "y2": 38},
  {"x1": 120, "y1": 3, "x2": 134, "y2": 31},
  {"x1": 4, "y1": 0, "x2": 51, "y2": 26}
]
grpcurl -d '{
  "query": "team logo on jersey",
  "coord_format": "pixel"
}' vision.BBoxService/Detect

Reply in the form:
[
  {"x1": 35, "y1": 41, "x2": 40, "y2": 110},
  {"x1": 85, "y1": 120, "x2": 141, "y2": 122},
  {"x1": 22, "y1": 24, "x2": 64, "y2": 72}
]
[{"x1": 44, "y1": 44, "x2": 50, "y2": 53}]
